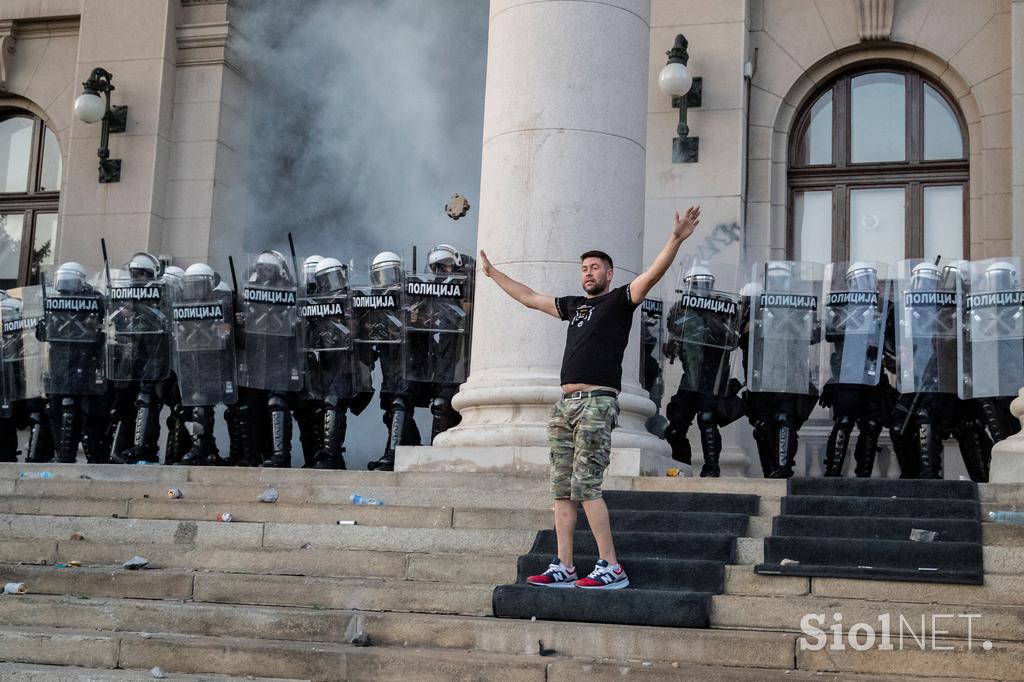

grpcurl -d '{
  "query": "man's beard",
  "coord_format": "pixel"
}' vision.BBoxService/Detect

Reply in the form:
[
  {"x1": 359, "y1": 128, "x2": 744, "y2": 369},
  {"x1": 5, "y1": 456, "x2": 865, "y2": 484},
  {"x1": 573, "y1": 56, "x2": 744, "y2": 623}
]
[{"x1": 583, "y1": 279, "x2": 607, "y2": 294}]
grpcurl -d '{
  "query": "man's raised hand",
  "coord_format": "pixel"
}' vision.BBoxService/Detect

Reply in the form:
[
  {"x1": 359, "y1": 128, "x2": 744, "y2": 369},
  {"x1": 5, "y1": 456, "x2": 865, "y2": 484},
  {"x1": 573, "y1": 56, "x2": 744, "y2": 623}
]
[
  {"x1": 673, "y1": 206, "x2": 701, "y2": 241},
  {"x1": 479, "y1": 250, "x2": 495, "y2": 278}
]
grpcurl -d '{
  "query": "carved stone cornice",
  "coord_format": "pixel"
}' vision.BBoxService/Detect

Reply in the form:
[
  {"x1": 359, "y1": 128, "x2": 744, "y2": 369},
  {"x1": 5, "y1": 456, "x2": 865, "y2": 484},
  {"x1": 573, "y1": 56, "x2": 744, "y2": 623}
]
[
  {"x1": 0, "y1": 20, "x2": 14, "y2": 93},
  {"x1": 856, "y1": 0, "x2": 895, "y2": 41}
]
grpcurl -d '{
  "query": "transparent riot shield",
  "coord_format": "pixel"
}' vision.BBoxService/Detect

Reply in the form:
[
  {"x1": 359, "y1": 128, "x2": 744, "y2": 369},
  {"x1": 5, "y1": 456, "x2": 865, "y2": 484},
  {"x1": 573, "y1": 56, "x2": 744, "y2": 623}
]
[
  {"x1": 640, "y1": 297, "x2": 665, "y2": 404},
  {"x1": 668, "y1": 258, "x2": 744, "y2": 397},
  {"x1": 302, "y1": 288, "x2": 371, "y2": 400},
  {"x1": 237, "y1": 252, "x2": 304, "y2": 393},
  {"x1": 401, "y1": 269, "x2": 472, "y2": 385},
  {"x1": 0, "y1": 287, "x2": 47, "y2": 412},
  {"x1": 957, "y1": 257, "x2": 1024, "y2": 399},
  {"x1": 819, "y1": 261, "x2": 889, "y2": 388},
  {"x1": 894, "y1": 259, "x2": 959, "y2": 394},
  {"x1": 172, "y1": 290, "x2": 237, "y2": 406},
  {"x1": 41, "y1": 270, "x2": 106, "y2": 396},
  {"x1": 104, "y1": 280, "x2": 171, "y2": 382},
  {"x1": 746, "y1": 261, "x2": 823, "y2": 395}
]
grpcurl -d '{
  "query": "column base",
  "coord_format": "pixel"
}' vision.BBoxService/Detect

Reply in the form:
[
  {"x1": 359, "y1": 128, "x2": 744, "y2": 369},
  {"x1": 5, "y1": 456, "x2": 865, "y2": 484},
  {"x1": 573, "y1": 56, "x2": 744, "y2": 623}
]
[
  {"x1": 991, "y1": 438, "x2": 1024, "y2": 483},
  {"x1": 395, "y1": 445, "x2": 681, "y2": 477}
]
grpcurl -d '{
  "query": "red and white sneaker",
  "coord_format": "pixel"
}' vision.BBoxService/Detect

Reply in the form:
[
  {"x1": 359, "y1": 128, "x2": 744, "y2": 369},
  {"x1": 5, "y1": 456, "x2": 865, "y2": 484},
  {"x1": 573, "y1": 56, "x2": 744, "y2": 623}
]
[
  {"x1": 526, "y1": 557, "x2": 578, "y2": 588},
  {"x1": 575, "y1": 560, "x2": 629, "y2": 589}
]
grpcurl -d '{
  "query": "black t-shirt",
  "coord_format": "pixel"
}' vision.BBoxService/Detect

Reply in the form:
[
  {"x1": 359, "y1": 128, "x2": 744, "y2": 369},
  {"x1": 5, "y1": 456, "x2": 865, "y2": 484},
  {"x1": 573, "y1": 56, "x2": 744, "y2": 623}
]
[{"x1": 555, "y1": 284, "x2": 639, "y2": 391}]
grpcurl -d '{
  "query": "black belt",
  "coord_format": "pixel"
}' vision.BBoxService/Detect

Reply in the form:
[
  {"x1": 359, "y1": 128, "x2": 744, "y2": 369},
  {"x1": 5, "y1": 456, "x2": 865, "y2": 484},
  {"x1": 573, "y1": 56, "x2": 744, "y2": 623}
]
[{"x1": 562, "y1": 389, "x2": 618, "y2": 400}]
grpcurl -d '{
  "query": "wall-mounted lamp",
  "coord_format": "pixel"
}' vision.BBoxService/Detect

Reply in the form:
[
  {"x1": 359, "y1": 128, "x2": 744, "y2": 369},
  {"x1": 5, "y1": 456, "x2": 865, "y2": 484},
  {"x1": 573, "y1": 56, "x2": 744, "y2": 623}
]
[
  {"x1": 657, "y1": 34, "x2": 702, "y2": 163},
  {"x1": 74, "y1": 67, "x2": 127, "y2": 183}
]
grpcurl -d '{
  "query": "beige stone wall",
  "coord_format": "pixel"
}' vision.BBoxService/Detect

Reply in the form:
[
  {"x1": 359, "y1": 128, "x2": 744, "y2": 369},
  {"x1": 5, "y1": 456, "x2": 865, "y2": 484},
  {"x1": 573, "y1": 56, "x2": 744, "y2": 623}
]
[
  {"x1": 0, "y1": 0, "x2": 245, "y2": 275},
  {"x1": 743, "y1": 0, "x2": 1014, "y2": 262}
]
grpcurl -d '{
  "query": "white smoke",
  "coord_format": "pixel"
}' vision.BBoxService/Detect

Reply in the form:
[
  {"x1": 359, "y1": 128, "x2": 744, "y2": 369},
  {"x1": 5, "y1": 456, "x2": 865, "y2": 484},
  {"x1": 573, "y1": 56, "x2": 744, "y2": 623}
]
[{"x1": 231, "y1": 0, "x2": 488, "y2": 468}]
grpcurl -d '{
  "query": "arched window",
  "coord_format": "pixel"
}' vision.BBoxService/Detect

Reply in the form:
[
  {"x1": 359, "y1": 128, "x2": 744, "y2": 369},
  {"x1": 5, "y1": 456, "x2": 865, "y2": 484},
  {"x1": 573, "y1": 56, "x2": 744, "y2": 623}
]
[
  {"x1": 788, "y1": 66, "x2": 968, "y2": 264},
  {"x1": 0, "y1": 108, "x2": 61, "y2": 289}
]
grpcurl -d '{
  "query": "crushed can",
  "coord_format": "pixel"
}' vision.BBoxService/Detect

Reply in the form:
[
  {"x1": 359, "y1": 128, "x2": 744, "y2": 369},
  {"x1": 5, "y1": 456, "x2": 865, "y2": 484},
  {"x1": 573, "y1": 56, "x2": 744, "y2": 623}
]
[
  {"x1": 217, "y1": 512, "x2": 232, "y2": 523},
  {"x1": 166, "y1": 488, "x2": 183, "y2": 499}
]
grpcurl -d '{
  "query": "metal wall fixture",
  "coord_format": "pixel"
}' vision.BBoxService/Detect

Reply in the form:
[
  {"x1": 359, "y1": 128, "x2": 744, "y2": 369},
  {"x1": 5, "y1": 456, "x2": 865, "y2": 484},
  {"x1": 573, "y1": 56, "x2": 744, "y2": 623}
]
[
  {"x1": 73, "y1": 67, "x2": 128, "y2": 183},
  {"x1": 657, "y1": 34, "x2": 702, "y2": 163}
]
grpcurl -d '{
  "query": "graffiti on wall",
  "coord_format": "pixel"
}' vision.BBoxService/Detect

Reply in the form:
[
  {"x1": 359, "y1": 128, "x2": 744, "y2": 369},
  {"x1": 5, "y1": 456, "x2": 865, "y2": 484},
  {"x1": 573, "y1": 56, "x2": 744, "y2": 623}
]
[{"x1": 695, "y1": 221, "x2": 742, "y2": 260}]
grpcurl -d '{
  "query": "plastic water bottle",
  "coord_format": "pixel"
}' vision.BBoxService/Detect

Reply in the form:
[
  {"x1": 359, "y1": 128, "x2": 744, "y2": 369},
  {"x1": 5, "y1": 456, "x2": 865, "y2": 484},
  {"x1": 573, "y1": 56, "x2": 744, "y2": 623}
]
[
  {"x1": 350, "y1": 494, "x2": 384, "y2": 507},
  {"x1": 988, "y1": 511, "x2": 1024, "y2": 525},
  {"x1": 18, "y1": 471, "x2": 53, "y2": 479}
]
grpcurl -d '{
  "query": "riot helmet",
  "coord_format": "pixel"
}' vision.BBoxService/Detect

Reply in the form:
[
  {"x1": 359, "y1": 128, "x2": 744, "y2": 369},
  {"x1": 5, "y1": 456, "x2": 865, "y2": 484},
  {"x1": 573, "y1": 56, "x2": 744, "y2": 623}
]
[
  {"x1": 911, "y1": 262, "x2": 941, "y2": 292},
  {"x1": 764, "y1": 261, "x2": 793, "y2": 291},
  {"x1": 163, "y1": 265, "x2": 185, "y2": 293},
  {"x1": 982, "y1": 261, "x2": 1018, "y2": 292},
  {"x1": 314, "y1": 257, "x2": 348, "y2": 293},
  {"x1": 127, "y1": 252, "x2": 161, "y2": 283},
  {"x1": 371, "y1": 251, "x2": 402, "y2": 287},
  {"x1": 303, "y1": 255, "x2": 323, "y2": 294},
  {"x1": 54, "y1": 262, "x2": 88, "y2": 294},
  {"x1": 940, "y1": 260, "x2": 971, "y2": 290},
  {"x1": 183, "y1": 263, "x2": 217, "y2": 300},
  {"x1": 252, "y1": 250, "x2": 292, "y2": 286},
  {"x1": 0, "y1": 292, "x2": 20, "y2": 319},
  {"x1": 683, "y1": 264, "x2": 715, "y2": 295},
  {"x1": 845, "y1": 262, "x2": 878, "y2": 291},
  {"x1": 739, "y1": 281, "x2": 762, "y2": 299},
  {"x1": 427, "y1": 244, "x2": 462, "y2": 274}
]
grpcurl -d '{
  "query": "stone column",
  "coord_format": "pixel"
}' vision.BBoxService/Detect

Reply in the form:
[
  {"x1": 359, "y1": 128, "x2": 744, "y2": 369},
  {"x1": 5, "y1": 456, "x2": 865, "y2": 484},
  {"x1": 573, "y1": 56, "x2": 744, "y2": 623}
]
[
  {"x1": 425, "y1": 0, "x2": 671, "y2": 469},
  {"x1": 991, "y1": 389, "x2": 1024, "y2": 482}
]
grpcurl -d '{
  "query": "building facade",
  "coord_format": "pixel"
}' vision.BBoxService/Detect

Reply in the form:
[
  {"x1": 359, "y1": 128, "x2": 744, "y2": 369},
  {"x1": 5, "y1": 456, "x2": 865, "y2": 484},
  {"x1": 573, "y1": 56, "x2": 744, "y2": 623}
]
[{"x1": 1, "y1": 0, "x2": 1021, "y2": 475}]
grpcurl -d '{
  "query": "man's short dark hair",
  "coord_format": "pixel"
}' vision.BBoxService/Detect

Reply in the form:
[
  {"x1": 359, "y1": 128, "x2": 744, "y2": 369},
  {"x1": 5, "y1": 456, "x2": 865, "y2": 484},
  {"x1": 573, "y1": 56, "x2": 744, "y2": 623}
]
[{"x1": 580, "y1": 250, "x2": 613, "y2": 269}]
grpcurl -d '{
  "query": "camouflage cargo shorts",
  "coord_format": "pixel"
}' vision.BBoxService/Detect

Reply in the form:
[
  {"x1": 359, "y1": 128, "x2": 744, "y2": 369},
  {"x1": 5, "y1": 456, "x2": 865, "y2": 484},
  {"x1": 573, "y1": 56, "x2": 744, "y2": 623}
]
[{"x1": 547, "y1": 395, "x2": 619, "y2": 501}]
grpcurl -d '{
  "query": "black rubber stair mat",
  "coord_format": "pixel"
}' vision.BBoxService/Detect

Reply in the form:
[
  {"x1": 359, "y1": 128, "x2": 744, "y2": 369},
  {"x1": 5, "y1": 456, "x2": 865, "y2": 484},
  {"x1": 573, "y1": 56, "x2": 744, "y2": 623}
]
[
  {"x1": 761, "y1": 536, "x2": 982, "y2": 574},
  {"x1": 788, "y1": 477, "x2": 978, "y2": 500},
  {"x1": 754, "y1": 562, "x2": 983, "y2": 585},
  {"x1": 530, "y1": 529, "x2": 736, "y2": 563},
  {"x1": 577, "y1": 509, "x2": 749, "y2": 535},
  {"x1": 780, "y1": 495, "x2": 979, "y2": 520},
  {"x1": 771, "y1": 514, "x2": 981, "y2": 543},
  {"x1": 515, "y1": 553, "x2": 725, "y2": 593},
  {"x1": 492, "y1": 584, "x2": 713, "y2": 628},
  {"x1": 602, "y1": 490, "x2": 759, "y2": 515}
]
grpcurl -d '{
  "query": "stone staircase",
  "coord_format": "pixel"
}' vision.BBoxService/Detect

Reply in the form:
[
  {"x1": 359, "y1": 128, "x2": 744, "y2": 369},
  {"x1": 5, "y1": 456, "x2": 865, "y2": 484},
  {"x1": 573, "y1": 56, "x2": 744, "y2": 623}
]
[{"x1": 0, "y1": 464, "x2": 1022, "y2": 680}]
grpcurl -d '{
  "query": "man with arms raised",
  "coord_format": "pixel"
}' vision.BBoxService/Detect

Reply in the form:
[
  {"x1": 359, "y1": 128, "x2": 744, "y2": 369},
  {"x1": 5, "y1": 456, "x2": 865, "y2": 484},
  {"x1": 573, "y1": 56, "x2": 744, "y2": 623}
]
[{"x1": 479, "y1": 207, "x2": 701, "y2": 589}]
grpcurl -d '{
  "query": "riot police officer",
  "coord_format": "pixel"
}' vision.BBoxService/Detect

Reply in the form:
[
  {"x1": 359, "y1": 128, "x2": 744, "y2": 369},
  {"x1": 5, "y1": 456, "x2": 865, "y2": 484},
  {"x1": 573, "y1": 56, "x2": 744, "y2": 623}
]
[
  {"x1": 234, "y1": 250, "x2": 304, "y2": 468},
  {"x1": 363, "y1": 251, "x2": 421, "y2": 471},
  {"x1": 819, "y1": 262, "x2": 894, "y2": 478},
  {"x1": 0, "y1": 291, "x2": 52, "y2": 463},
  {"x1": 108, "y1": 252, "x2": 171, "y2": 464},
  {"x1": 160, "y1": 265, "x2": 192, "y2": 464},
  {"x1": 744, "y1": 261, "x2": 822, "y2": 478},
  {"x1": 41, "y1": 262, "x2": 109, "y2": 463},
  {"x1": 413, "y1": 244, "x2": 474, "y2": 442},
  {"x1": 663, "y1": 264, "x2": 744, "y2": 477},
  {"x1": 173, "y1": 262, "x2": 237, "y2": 466},
  {"x1": 293, "y1": 254, "x2": 326, "y2": 467}
]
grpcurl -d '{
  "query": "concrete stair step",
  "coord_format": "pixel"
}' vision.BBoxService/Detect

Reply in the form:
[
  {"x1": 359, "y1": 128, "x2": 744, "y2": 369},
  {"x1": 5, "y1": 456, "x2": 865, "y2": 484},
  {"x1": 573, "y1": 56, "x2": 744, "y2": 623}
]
[
  {"x1": 0, "y1": 626, "x2": 549, "y2": 682},
  {"x1": 710, "y1": 593, "x2": 1024, "y2": 642},
  {"x1": 5, "y1": 477, "x2": 557, "y2": 510},
  {"x1": 0, "y1": 564, "x2": 495, "y2": 616},
  {"x1": 0, "y1": 662, "x2": 306, "y2": 681},
  {"x1": 0, "y1": 513, "x2": 537, "y2": 555},
  {"x1": 0, "y1": 539, "x2": 521, "y2": 584}
]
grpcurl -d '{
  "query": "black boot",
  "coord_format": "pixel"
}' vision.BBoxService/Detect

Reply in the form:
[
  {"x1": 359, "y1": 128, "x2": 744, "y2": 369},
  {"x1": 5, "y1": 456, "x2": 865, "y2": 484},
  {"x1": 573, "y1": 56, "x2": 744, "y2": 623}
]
[
  {"x1": 262, "y1": 394, "x2": 292, "y2": 468},
  {"x1": 296, "y1": 403, "x2": 323, "y2": 468},
  {"x1": 224, "y1": 406, "x2": 256, "y2": 466},
  {"x1": 180, "y1": 406, "x2": 220, "y2": 466},
  {"x1": 163, "y1": 406, "x2": 191, "y2": 465},
  {"x1": 954, "y1": 417, "x2": 991, "y2": 483},
  {"x1": 53, "y1": 398, "x2": 81, "y2": 464},
  {"x1": 314, "y1": 402, "x2": 347, "y2": 469},
  {"x1": 0, "y1": 418, "x2": 18, "y2": 462},
  {"x1": 697, "y1": 411, "x2": 721, "y2": 477},
  {"x1": 26, "y1": 408, "x2": 56, "y2": 464},
  {"x1": 823, "y1": 416, "x2": 853, "y2": 477},
  {"x1": 852, "y1": 418, "x2": 881, "y2": 478},
  {"x1": 369, "y1": 399, "x2": 406, "y2": 471},
  {"x1": 112, "y1": 387, "x2": 161, "y2": 464},
  {"x1": 916, "y1": 421, "x2": 942, "y2": 479},
  {"x1": 768, "y1": 414, "x2": 797, "y2": 479},
  {"x1": 751, "y1": 419, "x2": 774, "y2": 478}
]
